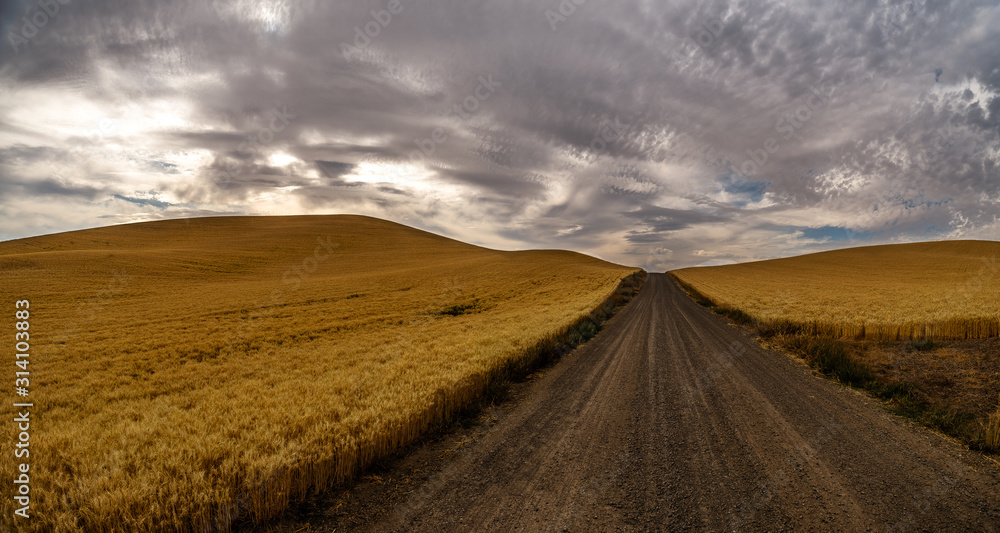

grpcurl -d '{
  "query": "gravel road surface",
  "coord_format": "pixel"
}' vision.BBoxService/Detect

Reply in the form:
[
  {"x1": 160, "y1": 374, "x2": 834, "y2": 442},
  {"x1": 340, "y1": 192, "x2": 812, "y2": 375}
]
[{"x1": 272, "y1": 273, "x2": 1000, "y2": 532}]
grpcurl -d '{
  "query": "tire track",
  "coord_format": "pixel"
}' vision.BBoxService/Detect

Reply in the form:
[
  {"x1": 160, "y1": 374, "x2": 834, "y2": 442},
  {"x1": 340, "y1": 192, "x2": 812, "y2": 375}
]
[{"x1": 357, "y1": 273, "x2": 1000, "y2": 532}]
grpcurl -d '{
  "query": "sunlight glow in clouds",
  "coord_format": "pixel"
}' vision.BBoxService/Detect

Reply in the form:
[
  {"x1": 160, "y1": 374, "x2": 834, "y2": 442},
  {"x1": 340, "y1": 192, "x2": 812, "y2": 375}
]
[{"x1": 1, "y1": 0, "x2": 998, "y2": 269}]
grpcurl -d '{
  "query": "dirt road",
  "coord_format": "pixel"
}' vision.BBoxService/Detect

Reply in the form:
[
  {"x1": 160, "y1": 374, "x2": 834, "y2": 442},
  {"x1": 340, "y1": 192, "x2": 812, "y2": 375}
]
[{"x1": 329, "y1": 274, "x2": 1000, "y2": 531}]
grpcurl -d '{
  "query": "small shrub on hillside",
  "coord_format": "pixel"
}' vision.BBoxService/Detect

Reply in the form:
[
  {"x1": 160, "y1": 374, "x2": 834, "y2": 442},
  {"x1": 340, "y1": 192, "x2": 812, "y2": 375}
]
[{"x1": 439, "y1": 301, "x2": 478, "y2": 316}]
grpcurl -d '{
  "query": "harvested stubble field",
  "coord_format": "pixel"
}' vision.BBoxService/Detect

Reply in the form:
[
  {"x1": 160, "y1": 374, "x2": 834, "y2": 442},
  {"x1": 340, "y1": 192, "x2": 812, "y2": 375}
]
[
  {"x1": 672, "y1": 240, "x2": 1000, "y2": 340},
  {"x1": 0, "y1": 215, "x2": 638, "y2": 532}
]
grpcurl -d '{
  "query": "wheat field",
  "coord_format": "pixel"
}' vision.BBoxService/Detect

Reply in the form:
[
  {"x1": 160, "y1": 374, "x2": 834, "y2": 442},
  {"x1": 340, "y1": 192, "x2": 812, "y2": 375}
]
[
  {"x1": 0, "y1": 215, "x2": 638, "y2": 532},
  {"x1": 671, "y1": 240, "x2": 1000, "y2": 340}
]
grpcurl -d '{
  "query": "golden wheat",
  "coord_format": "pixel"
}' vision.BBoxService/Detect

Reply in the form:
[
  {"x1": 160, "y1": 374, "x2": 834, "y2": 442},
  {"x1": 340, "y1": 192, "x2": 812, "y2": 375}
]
[
  {"x1": 672, "y1": 240, "x2": 1000, "y2": 340},
  {"x1": 0, "y1": 215, "x2": 637, "y2": 532}
]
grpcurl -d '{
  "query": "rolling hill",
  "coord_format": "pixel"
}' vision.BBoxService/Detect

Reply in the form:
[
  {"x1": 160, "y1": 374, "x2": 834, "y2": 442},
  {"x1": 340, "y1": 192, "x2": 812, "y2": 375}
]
[
  {"x1": 671, "y1": 240, "x2": 1000, "y2": 340},
  {"x1": 0, "y1": 215, "x2": 639, "y2": 532}
]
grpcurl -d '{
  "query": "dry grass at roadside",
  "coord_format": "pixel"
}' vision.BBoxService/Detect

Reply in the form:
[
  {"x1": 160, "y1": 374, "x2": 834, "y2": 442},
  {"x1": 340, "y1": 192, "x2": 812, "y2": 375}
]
[
  {"x1": 0, "y1": 215, "x2": 639, "y2": 532},
  {"x1": 986, "y1": 403, "x2": 1000, "y2": 451},
  {"x1": 670, "y1": 270, "x2": 1000, "y2": 455},
  {"x1": 777, "y1": 335, "x2": 1000, "y2": 454}
]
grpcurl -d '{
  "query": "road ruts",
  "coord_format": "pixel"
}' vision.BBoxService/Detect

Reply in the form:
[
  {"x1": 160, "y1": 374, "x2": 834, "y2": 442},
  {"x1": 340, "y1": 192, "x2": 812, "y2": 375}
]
[{"x1": 360, "y1": 273, "x2": 1000, "y2": 532}]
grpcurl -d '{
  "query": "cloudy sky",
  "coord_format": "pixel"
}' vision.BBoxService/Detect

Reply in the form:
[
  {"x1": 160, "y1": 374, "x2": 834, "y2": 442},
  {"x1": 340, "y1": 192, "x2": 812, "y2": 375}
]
[{"x1": 1, "y1": 0, "x2": 998, "y2": 270}]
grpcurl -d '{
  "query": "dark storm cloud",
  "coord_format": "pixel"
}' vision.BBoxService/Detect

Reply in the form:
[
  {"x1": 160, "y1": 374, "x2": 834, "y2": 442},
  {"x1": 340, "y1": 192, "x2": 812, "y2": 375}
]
[
  {"x1": 624, "y1": 204, "x2": 725, "y2": 232},
  {"x1": 1, "y1": 0, "x2": 998, "y2": 268},
  {"x1": 622, "y1": 204, "x2": 726, "y2": 244},
  {"x1": 434, "y1": 167, "x2": 547, "y2": 198},
  {"x1": 0, "y1": 145, "x2": 62, "y2": 165},
  {"x1": 315, "y1": 160, "x2": 358, "y2": 185},
  {"x1": 168, "y1": 131, "x2": 250, "y2": 151},
  {"x1": 21, "y1": 178, "x2": 105, "y2": 199}
]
